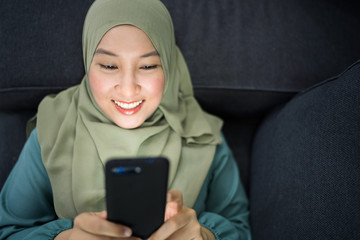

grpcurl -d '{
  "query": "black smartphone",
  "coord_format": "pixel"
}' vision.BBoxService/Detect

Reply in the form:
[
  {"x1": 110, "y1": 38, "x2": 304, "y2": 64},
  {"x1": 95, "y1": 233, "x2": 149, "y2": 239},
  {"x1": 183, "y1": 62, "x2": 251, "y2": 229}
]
[{"x1": 105, "y1": 157, "x2": 169, "y2": 239}]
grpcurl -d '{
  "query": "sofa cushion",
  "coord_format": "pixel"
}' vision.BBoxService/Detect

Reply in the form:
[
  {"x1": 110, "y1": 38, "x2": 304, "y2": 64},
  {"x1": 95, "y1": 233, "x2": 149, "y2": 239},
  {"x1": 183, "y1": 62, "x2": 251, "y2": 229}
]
[
  {"x1": 250, "y1": 60, "x2": 360, "y2": 239},
  {"x1": 164, "y1": 0, "x2": 360, "y2": 91}
]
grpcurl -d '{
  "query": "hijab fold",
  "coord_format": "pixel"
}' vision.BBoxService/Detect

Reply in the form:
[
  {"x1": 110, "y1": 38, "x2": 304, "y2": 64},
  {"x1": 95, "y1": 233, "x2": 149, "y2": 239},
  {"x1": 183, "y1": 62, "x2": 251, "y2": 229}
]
[{"x1": 33, "y1": 0, "x2": 223, "y2": 218}]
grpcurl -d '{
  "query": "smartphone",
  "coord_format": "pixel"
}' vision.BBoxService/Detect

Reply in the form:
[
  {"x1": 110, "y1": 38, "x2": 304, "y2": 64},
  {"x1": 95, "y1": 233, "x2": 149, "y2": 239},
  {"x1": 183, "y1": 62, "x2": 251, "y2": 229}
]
[{"x1": 105, "y1": 157, "x2": 169, "y2": 239}]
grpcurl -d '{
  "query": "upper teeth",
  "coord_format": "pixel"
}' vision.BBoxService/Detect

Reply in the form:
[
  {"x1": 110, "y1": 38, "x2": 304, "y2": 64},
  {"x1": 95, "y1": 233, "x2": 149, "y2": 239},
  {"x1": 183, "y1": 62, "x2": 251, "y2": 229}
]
[{"x1": 113, "y1": 100, "x2": 143, "y2": 109}]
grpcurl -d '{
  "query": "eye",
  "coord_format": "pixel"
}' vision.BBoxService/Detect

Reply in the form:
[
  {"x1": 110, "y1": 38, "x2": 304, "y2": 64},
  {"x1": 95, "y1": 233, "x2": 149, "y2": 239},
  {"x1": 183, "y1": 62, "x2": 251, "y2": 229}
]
[
  {"x1": 140, "y1": 65, "x2": 158, "y2": 70},
  {"x1": 99, "y1": 64, "x2": 118, "y2": 70}
]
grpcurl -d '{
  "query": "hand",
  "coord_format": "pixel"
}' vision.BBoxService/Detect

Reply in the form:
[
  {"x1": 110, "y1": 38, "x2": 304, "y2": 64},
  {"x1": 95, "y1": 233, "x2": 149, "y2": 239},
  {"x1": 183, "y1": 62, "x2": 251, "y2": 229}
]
[
  {"x1": 149, "y1": 190, "x2": 216, "y2": 240},
  {"x1": 54, "y1": 211, "x2": 141, "y2": 240}
]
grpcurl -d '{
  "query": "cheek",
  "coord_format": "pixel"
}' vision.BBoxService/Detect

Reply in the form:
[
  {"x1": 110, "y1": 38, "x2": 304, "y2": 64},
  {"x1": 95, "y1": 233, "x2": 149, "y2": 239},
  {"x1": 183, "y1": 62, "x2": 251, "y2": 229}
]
[
  {"x1": 150, "y1": 74, "x2": 166, "y2": 100},
  {"x1": 88, "y1": 71, "x2": 109, "y2": 102}
]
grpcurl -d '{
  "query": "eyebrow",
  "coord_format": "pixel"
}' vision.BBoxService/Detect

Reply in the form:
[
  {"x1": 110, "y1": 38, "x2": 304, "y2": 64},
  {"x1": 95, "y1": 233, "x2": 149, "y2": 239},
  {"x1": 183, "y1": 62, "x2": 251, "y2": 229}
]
[
  {"x1": 95, "y1": 48, "x2": 118, "y2": 57},
  {"x1": 140, "y1": 50, "x2": 160, "y2": 58},
  {"x1": 95, "y1": 48, "x2": 159, "y2": 58}
]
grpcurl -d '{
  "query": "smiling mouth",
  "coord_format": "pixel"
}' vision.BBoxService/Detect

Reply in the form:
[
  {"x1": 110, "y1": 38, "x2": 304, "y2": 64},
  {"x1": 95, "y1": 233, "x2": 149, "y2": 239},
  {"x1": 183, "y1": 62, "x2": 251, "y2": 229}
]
[{"x1": 112, "y1": 99, "x2": 144, "y2": 110}]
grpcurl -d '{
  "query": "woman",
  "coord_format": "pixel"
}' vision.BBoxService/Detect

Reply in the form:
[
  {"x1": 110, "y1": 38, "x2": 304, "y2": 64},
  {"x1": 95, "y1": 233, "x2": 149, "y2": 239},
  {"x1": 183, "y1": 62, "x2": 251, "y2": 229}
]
[{"x1": 0, "y1": 0, "x2": 251, "y2": 239}]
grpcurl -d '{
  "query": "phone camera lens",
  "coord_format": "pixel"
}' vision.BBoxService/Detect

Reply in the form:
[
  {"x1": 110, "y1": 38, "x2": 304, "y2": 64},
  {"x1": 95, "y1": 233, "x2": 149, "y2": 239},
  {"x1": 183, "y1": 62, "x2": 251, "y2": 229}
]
[{"x1": 135, "y1": 167, "x2": 142, "y2": 173}]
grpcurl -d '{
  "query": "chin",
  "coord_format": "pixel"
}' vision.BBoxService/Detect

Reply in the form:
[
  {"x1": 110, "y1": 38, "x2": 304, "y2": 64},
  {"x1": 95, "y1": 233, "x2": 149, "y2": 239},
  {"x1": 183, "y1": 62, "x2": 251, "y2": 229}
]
[{"x1": 114, "y1": 120, "x2": 142, "y2": 129}]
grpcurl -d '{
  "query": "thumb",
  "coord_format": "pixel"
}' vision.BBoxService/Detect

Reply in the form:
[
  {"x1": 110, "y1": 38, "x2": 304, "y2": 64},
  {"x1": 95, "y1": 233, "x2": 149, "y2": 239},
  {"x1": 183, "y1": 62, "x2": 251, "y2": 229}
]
[
  {"x1": 164, "y1": 190, "x2": 183, "y2": 221},
  {"x1": 95, "y1": 211, "x2": 107, "y2": 219}
]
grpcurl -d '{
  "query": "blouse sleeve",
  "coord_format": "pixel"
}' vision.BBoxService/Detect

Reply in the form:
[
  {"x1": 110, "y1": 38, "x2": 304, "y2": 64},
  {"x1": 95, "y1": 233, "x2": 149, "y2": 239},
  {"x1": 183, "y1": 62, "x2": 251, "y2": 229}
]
[
  {"x1": 0, "y1": 129, "x2": 73, "y2": 239},
  {"x1": 193, "y1": 134, "x2": 252, "y2": 240}
]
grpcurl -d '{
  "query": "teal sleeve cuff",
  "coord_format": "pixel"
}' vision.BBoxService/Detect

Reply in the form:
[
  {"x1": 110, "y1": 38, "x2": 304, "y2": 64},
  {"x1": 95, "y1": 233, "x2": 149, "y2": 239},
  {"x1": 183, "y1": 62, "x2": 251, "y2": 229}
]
[
  {"x1": 1, "y1": 219, "x2": 73, "y2": 240},
  {"x1": 199, "y1": 211, "x2": 251, "y2": 240}
]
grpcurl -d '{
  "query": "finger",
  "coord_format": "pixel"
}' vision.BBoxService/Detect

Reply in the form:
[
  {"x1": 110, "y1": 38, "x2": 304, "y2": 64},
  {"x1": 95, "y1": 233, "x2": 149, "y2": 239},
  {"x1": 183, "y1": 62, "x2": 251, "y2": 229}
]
[
  {"x1": 167, "y1": 190, "x2": 183, "y2": 206},
  {"x1": 69, "y1": 227, "x2": 112, "y2": 240},
  {"x1": 150, "y1": 207, "x2": 196, "y2": 240},
  {"x1": 74, "y1": 212, "x2": 132, "y2": 238},
  {"x1": 165, "y1": 190, "x2": 183, "y2": 221},
  {"x1": 70, "y1": 228, "x2": 141, "y2": 240},
  {"x1": 165, "y1": 202, "x2": 180, "y2": 221},
  {"x1": 95, "y1": 210, "x2": 107, "y2": 219}
]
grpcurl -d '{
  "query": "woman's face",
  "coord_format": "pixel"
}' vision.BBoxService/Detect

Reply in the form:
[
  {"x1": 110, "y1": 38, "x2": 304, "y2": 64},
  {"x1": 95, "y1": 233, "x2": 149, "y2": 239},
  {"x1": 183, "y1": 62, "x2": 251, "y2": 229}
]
[{"x1": 89, "y1": 25, "x2": 165, "y2": 129}]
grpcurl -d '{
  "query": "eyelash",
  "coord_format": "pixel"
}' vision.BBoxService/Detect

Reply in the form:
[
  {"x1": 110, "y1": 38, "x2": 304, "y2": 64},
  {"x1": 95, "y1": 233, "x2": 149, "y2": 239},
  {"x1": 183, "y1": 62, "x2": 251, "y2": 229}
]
[
  {"x1": 99, "y1": 64, "x2": 117, "y2": 70},
  {"x1": 140, "y1": 65, "x2": 158, "y2": 70},
  {"x1": 99, "y1": 64, "x2": 158, "y2": 71}
]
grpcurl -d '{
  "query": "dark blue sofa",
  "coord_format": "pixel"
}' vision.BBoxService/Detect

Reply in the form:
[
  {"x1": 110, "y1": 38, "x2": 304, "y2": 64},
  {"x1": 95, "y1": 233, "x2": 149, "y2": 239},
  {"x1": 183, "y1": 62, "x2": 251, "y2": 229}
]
[{"x1": 1, "y1": 0, "x2": 359, "y2": 239}]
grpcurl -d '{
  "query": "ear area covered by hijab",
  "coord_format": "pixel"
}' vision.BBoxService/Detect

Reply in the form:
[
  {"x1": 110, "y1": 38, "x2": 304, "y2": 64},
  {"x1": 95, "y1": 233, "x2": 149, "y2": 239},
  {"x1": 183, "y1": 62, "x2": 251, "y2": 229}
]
[{"x1": 34, "y1": 0, "x2": 223, "y2": 218}]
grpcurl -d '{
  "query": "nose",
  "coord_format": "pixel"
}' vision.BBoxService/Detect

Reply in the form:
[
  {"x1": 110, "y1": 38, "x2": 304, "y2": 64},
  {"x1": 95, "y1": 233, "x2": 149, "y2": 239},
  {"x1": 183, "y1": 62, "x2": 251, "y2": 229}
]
[{"x1": 115, "y1": 70, "x2": 140, "y2": 97}]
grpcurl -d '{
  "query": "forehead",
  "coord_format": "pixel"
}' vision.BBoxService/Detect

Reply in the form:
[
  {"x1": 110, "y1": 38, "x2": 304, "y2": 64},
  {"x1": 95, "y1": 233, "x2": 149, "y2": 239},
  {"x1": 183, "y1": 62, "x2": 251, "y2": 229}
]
[{"x1": 96, "y1": 25, "x2": 156, "y2": 52}]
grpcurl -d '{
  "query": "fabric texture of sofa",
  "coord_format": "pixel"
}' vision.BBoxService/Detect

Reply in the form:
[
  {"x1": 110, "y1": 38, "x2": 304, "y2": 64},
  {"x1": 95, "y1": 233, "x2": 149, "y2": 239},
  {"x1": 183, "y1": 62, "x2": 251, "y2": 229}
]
[{"x1": 1, "y1": 0, "x2": 359, "y2": 239}]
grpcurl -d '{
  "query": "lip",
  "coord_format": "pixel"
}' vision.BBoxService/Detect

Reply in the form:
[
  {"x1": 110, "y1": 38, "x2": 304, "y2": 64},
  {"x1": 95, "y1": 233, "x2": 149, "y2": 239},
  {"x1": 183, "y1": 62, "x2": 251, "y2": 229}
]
[{"x1": 112, "y1": 99, "x2": 144, "y2": 115}]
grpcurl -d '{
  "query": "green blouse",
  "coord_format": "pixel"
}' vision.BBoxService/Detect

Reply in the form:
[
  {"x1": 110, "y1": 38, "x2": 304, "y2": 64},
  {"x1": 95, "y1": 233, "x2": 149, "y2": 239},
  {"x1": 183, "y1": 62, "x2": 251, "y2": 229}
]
[{"x1": 0, "y1": 130, "x2": 251, "y2": 239}]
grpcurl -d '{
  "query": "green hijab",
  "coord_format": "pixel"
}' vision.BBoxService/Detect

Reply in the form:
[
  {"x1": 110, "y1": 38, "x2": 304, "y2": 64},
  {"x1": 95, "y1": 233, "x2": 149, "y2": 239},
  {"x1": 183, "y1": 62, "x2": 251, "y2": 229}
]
[{"x1": 34, "y1": 0, "x2": 222, "y2": 219}]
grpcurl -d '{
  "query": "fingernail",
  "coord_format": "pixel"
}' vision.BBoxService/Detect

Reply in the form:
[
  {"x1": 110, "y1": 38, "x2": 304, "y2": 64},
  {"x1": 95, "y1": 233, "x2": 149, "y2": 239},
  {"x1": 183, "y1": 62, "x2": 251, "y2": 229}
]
[
  {"x1": 167, "y1": 192, "x2": 171, "y2": 202},
  {"x1": 124, "y1": 228, "x2": 132, "y2": 237},
  {"x1": 99, "y1": 211, "x2": 107, "y2": 218}
]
